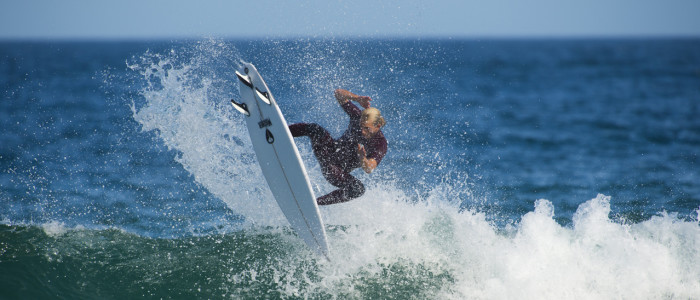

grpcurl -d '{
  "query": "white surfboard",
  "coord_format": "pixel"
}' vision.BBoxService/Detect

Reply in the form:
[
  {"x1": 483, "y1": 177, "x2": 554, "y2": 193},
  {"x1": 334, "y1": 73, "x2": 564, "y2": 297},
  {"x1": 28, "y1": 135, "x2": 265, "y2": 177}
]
[{"x1": 231, "y1": 62, "x2": 329, "y2": 259}]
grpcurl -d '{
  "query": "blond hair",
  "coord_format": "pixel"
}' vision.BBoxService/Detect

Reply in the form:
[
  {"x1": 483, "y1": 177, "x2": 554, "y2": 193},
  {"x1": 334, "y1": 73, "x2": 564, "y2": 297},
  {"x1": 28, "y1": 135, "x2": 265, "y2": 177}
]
[{"x1": 361, "y1": 107, "x2": 386, "y2": 128}]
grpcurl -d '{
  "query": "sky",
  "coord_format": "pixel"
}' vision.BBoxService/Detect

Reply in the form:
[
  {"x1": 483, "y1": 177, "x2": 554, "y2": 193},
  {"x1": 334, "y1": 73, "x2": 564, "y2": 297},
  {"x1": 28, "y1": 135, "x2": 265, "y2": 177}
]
[{"x1": 1, "y1": 0, "x2": 699, "y2": 39}]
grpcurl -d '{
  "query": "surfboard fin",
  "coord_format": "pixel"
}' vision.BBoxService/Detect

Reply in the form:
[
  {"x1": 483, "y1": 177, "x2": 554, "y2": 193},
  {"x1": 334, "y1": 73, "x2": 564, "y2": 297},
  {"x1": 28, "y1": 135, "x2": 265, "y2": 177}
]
[
  {"x1": 255, "y1": 88, "x2": 272, "y2": 105},
  {"x1": 236, "y1": 71, "x2": 253, "y2": 89},
  {"x1": 230, "y1": 99, "x2": 250, "y2": 116}
]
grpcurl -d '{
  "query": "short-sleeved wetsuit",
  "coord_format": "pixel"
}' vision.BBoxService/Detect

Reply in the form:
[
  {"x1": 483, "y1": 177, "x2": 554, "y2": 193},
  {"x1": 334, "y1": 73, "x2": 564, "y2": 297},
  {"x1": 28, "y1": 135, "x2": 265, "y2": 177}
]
[{"x1": 289, "y1": 101, "x2": 387, "y2": 205}]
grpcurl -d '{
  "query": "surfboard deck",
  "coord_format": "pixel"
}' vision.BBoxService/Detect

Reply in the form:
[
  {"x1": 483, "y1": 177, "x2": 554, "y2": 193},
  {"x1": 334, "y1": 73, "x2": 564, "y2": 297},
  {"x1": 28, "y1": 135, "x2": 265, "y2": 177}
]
[{"x1": 232, "y1": 62, "x2": 330, "y2": 259}]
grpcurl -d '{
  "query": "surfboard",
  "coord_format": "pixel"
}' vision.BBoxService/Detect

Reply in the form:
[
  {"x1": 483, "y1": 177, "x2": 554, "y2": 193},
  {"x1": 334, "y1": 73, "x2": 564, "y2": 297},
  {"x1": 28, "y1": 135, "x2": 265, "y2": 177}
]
[{"x1": 231, "y1": 61, "x2": 330, "y2": 259}]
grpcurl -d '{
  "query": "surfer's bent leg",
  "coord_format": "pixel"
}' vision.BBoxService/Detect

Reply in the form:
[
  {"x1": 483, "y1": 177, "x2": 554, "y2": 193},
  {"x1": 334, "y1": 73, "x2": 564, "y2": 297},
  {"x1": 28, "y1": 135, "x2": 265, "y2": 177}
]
[
  {"x1": 289, "y1": 123, "x2": 328, "y2": 140},
  {"x1": 316, "y1": 165, "x2": 365, "y2": 206},
  {"x1": 289, "y1": 123, "x2": 334, "y2": 161},
  {"x1": 289, "y1": 123, "x2": 365, "y2": 205}
]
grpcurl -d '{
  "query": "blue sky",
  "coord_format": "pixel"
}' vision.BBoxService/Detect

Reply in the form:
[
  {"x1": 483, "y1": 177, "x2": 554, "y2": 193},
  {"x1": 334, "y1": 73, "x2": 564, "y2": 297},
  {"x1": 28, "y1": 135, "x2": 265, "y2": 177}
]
[{"x1": 2, "y1": 0, "x2": 699, "y2": 39}]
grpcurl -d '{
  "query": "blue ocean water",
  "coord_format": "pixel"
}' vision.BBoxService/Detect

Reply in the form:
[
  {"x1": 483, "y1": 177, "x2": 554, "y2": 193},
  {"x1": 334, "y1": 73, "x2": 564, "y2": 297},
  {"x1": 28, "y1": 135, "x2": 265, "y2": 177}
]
[{"x1": 1, "y1": 38, "x2": 699, "y2": 299}]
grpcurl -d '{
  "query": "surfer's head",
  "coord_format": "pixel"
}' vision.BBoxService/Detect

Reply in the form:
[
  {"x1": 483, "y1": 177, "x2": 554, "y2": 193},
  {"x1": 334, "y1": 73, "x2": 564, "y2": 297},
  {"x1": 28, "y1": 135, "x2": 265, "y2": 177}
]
[{"x1": 361, "y1": 107, "x2": 386, "y2": 138}]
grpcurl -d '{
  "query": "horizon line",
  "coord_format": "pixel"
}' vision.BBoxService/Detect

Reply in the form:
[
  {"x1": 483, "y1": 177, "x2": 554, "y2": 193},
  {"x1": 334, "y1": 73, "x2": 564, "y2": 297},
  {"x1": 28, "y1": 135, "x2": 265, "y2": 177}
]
[{"x1": 2, "y1": 33, "x2": 700, "y2": 42}]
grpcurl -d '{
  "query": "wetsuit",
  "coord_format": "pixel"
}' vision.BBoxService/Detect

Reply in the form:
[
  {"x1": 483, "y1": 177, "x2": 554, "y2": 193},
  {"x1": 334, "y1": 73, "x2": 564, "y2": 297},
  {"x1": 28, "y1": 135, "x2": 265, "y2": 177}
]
[{"x1": 289, "y1": 101, "x2": 387, "y2": 205}]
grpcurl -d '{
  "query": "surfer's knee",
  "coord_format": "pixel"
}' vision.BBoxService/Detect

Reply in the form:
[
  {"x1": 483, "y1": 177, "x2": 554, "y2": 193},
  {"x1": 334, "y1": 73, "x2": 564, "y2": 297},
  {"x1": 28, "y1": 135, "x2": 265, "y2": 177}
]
[{"x1": 346, "y1": 180, "x2": 365, "y2": 199}]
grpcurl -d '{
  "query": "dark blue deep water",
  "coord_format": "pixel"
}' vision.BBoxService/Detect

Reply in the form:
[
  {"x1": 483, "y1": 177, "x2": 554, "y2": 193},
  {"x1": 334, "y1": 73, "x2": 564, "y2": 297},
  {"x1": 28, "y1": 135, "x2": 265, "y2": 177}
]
[{"x1": 1, "y1": 39, "x2": 699, "y2": 299}]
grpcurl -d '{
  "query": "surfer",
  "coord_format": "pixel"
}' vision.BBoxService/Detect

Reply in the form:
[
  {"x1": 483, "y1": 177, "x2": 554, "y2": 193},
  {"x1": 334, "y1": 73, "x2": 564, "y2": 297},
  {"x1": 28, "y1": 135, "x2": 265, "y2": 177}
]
[{"x1": 289, "y1": 89, "x2": 387, "y2": 205}]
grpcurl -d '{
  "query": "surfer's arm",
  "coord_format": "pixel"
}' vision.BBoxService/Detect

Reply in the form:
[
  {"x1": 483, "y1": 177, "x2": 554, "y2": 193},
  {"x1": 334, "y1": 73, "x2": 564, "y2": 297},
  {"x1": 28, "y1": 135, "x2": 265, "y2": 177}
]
[{"x1": 335, "y1": 89, "x2": 371, "y2": 108}]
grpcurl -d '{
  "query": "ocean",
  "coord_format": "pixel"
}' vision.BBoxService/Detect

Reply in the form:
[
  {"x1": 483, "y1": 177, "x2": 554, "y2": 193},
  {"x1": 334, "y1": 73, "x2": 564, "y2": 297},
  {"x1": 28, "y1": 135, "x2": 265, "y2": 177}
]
[{"x1": 1, "y1": 38, "x2": 699, "y2": 299}]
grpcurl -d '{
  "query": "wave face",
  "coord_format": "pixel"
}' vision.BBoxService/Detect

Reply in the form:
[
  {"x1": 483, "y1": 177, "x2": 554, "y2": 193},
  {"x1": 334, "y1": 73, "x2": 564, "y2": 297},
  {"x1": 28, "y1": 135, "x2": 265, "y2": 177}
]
[
  {"x1": 1, "y1": 39, "x2": 700, "y2": 299},
  {"x1": 2, "y1": 195, "x2": 699, "y2": 299}
]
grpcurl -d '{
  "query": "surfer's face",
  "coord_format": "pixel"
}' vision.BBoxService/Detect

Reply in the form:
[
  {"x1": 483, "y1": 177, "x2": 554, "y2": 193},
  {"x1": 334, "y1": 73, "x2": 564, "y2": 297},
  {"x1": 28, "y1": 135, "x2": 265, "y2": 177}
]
[{"x1": 361, "y1": 121, "x2": 380, "y2": 139}]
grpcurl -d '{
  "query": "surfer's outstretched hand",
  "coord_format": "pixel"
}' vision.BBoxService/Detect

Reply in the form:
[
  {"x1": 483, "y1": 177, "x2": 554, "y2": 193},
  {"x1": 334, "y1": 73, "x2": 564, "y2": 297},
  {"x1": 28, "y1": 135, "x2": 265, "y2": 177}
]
[
  {"x1": 356, "y1": 96, "x2": 372, "y2": 109},
  {"x1": 335, "y1": 89, "x2": 371, "y2": 108}
]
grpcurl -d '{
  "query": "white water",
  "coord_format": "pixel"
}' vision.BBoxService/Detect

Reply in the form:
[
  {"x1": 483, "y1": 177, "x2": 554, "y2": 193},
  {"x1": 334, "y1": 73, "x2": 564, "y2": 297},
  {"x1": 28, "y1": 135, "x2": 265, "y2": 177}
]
[
  {"x1": 129, "y1": 40, "x2": 286, "y2": 227},
  {"x1": 303, "y1": 188, "x2": 697, "y2": 299},
  {"x1": 129, "y1": 40, "x2": 700, "y2": 299}
]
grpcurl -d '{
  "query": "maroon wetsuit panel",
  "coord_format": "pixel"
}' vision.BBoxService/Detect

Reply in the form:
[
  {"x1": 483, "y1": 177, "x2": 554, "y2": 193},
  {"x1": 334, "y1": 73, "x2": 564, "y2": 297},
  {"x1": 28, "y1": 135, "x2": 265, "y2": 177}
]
[{"x1": 331, "y1": 101, "x2": 388, "y2": 171}]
